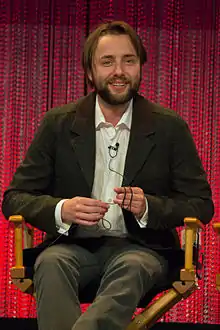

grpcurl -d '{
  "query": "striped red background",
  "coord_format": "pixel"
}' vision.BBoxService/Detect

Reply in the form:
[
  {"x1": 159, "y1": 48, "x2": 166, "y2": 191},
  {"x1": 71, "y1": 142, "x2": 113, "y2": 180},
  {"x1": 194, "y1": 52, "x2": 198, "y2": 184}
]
[{"x1": 0, "y1": 0, "x2": 219, "y2": 323}]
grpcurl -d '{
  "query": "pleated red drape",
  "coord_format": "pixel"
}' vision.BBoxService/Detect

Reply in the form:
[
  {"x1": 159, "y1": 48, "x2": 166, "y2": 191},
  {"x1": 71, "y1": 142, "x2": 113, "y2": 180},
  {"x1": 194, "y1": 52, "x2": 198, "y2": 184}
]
[{"x1": 0, "y1": 0, "x2": 219, "y2": 323}]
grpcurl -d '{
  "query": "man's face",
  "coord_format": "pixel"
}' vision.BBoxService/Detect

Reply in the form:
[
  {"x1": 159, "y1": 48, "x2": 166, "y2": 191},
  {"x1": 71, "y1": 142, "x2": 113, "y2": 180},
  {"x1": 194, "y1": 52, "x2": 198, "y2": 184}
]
[{"x1": 88, "y1": 34, "x2": 141, "y2": 105}]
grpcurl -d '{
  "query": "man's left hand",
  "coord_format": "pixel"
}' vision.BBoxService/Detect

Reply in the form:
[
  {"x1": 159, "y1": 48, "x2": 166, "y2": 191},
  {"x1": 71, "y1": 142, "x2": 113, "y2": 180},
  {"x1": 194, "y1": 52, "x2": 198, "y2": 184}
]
[{"x1": 113, "y1": 187, "x2": 146, "y2": 220}]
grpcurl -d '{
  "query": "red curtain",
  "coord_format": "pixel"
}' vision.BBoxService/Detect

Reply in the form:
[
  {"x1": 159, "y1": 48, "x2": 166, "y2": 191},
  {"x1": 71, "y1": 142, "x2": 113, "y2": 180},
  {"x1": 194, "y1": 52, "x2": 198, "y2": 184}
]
[{"x1": 0, "y1": 0, "x2": 219, "y2": 323}]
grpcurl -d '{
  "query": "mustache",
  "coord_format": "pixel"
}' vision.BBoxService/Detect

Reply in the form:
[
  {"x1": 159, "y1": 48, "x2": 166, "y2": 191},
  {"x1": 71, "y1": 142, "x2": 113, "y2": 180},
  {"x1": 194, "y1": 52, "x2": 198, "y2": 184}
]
[{"x1": 107, "y1": 76, "x2": 130, "y2": 84}]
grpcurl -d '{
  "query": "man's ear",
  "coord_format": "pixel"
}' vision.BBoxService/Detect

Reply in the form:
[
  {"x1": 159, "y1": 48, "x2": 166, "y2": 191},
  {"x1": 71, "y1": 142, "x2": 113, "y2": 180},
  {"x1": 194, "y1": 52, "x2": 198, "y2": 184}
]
[
  {"x1": 87, "y1": 70, "x2": 94, "y2": 88},
  {"x1": 87, "y1": 70, "x2": 92, "y2": 83}
]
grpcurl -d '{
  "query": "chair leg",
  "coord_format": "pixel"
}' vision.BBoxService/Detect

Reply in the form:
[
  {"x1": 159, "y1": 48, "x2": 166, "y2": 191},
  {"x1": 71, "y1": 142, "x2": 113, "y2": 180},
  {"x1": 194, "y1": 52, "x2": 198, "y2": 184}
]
[
  {"x1": 11, "y1": 278, "x2": 34, "y2": 294},
  {"x1": 126, "y1": 281, "x2": 196, "y2": 330},
  {"x1": 10, "y1": 266, "x2": 34, "y2": 293}
]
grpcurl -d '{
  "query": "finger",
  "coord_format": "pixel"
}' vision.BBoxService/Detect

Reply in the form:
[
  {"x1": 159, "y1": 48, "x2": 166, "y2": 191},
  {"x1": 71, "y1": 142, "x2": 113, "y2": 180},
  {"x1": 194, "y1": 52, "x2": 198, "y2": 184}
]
[
  {"x1": 114, "y1": 199, "x2": 144, "y2": 212},
  {"x1": 77, "y1": 197, "x2": 109, "y2": 208},
  {"x1": 115, "y1": 193, "x2": 141, "y2": 200},
  {"x1": 114, "y1": 187, "x2": 142, "y2": 194},
  {"x1": 114, "y1": 204, "x2": 141, "y2": 215},
  {"x1": 116, "y1": 199, "x2": 143, "y2": 209},
  {"x1": 114, "y1": 190, "x2": 143, "y2": 201},
  {"x1": 114, "y1": 199, "x2": 141, "y2": 206},
  {"x1": 75, "y1": 212, "x2": 104, "y2": 222},
  {"x1": 75, "y1": 204, "x2": 109, "y2": 214},
  {"x1": 114, "y1": 193, "x2": 144, "y2": 203},
  {"x1": 114, "y1": 187, "x2": 129, "y2": 194}
]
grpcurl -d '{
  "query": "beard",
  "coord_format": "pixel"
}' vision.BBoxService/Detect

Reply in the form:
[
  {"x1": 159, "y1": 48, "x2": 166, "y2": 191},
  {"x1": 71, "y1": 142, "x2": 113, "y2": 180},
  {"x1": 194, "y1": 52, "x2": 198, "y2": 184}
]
[{"x1": 92, "y1": 74, "x2": 141, "y2": 106}]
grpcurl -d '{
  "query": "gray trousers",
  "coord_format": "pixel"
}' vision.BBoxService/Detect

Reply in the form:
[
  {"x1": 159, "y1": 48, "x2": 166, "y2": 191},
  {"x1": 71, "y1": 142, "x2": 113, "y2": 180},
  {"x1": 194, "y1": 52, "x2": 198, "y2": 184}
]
[{"x1": 34, "y1": 237, "x2": 168, "y2": 330}]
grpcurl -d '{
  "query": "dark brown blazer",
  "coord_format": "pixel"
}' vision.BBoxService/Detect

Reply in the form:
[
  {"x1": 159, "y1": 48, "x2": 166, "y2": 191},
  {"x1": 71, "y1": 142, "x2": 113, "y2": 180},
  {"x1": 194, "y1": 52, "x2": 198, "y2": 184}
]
[{"x1": 2, "y1": 92, "x2": 214, "y2": 254}]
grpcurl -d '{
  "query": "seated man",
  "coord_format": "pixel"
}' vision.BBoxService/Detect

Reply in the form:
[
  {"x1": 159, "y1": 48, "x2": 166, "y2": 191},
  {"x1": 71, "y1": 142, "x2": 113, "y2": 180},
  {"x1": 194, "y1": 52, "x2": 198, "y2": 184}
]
[{"x1": 2, "y1": 21, "x2": 214, "y2": 330}]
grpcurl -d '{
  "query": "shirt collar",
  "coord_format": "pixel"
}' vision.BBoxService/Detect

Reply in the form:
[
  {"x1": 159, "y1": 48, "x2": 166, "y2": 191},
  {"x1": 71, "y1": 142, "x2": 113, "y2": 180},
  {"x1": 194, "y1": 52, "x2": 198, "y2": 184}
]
[{"x1": 95, "y1": 95, "x2": 133, "y2": 130}]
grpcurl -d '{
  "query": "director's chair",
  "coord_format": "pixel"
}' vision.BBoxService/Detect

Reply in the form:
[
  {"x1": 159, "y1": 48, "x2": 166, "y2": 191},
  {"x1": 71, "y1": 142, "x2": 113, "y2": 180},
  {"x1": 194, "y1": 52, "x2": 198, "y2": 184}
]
[{"x1": 9, "y1": 215, "x2": 202, "y2": 330}]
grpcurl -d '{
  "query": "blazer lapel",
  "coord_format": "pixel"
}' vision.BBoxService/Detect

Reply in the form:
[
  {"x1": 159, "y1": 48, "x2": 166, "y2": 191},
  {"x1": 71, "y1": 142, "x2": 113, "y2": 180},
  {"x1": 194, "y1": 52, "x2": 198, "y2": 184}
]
[
  {"x1": 123, "y1": 94, "x2": 156, "y2": 186},
  {"x1": 70, "y1": 92, "x2": 96, "y2": 192}
]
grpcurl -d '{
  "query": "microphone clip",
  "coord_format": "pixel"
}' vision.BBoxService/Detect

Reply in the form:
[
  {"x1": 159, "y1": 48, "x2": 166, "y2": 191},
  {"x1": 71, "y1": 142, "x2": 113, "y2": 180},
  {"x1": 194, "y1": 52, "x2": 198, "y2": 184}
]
[{"x1": 108, "y1": 142, "x2": 119, "y2": 152}]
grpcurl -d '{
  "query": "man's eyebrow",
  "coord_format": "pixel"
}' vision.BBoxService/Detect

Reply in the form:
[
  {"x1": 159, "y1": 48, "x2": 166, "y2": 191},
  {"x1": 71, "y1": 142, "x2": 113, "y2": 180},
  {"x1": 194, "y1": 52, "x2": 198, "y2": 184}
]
[
  {"x1": 123, "y1": 54, "x2": 137, "y2": 57},
  {"x1": 100, "y1": 54, "x2": 137, "y2": 59},
  {"x1": 100, "y1": 55, "x2": 114, "y2": 60}
]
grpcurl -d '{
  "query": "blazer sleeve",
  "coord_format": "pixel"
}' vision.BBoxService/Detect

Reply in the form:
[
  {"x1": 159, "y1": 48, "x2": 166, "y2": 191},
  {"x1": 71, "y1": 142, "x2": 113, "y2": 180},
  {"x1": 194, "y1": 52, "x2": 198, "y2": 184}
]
[
  {"x1": 2, "y1": 112, "x2": 62, "y2": 235},
  {"x1": 145, "y1": 118, "x2": 214, "y2": 230}
]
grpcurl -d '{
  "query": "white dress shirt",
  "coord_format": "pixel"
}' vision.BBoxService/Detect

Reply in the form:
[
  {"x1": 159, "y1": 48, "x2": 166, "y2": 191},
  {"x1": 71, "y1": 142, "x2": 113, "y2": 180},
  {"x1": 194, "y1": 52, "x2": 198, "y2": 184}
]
[{"x1": 55, "y1": 96, "x2": 148, "y2": 237}]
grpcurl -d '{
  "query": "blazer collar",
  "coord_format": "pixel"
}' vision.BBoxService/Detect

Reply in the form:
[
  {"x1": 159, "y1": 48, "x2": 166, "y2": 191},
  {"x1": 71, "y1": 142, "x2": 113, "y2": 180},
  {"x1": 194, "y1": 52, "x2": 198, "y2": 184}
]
[
  {"x1": 70, "y1": 92, "x2": 96, "y2": 190},
  {"x1": 70, "y1": 92, "x2": 155, "y2": 135},
  {"x1": 70, "y1": 92, "x2": 96, "y2": 135}
]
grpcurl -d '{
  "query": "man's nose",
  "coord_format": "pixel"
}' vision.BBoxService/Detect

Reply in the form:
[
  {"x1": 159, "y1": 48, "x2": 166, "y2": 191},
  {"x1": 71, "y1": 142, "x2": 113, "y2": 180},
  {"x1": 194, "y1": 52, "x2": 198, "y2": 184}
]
[{"x1": 114, "y1": 63, "x2": 123, "y2": 75}]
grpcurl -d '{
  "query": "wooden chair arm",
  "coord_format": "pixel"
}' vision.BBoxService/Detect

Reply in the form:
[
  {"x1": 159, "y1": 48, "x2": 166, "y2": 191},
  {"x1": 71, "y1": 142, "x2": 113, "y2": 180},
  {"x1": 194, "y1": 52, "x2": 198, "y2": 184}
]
[
  {"x1": 181, "y1": 217, "x2": 203, "y2": 281},
  {"x1": 9, "y1": 215, "x2": 35, "y2": 293},
  {"x1": 213, "y1": 223, "x2": 220, "y2": 290},
  {"x1": 9, "y1": 215, "x2": 25, "y2": 268},
  {"x1": 9, "y1": 215, "x2": 34, "y2": 269},
  {"x1": 184, "y1": 217, "x2": 203, "y2": 229},
  {"x1": 213, "y1": 222, "x2": 220, "y2": 235}
]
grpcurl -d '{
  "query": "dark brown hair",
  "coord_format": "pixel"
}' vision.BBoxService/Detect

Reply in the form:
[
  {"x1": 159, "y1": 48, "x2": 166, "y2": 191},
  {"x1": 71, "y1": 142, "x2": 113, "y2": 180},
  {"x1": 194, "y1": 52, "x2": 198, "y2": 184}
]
[{"x1": 82, "y1": 21, "x2": 147, "y2": 85}]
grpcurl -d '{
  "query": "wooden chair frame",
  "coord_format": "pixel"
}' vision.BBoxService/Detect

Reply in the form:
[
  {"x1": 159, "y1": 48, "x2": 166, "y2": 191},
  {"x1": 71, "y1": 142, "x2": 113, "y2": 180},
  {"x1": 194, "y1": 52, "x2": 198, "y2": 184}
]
[
  {"x1": 9, "y1": 215, "x2": 203, "y2": 330},
  {"x1": 213, "y1": 223, "x2": 220, "y2": 291}
]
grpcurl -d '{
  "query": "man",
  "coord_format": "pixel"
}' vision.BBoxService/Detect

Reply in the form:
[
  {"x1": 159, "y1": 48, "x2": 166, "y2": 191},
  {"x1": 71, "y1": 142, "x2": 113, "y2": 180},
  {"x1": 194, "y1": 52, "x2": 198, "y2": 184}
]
[{"x1": 2, "y1": 21, "x2": 214, "y2": 330}]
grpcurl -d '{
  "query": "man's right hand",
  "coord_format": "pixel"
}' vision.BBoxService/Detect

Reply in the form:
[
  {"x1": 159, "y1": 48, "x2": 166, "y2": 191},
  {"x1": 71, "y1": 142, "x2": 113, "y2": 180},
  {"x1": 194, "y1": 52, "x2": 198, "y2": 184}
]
[{"x1": 61, "y1": 197, "x2": 109, "y2": 226}]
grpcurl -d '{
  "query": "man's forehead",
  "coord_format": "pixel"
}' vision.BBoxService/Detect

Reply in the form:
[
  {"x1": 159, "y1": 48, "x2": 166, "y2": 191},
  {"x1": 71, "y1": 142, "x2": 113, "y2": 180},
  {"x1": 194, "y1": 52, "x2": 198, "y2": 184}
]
[{"x1": 94, "y1": 34, "x2": 137, "y2": 56}]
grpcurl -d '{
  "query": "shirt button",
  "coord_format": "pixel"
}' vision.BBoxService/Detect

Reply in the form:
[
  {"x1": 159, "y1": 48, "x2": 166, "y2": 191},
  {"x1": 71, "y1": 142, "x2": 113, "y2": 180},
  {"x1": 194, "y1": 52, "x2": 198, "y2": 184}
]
[{"x1": 108, "y1": 198, "x2": 113, "y2": 203}]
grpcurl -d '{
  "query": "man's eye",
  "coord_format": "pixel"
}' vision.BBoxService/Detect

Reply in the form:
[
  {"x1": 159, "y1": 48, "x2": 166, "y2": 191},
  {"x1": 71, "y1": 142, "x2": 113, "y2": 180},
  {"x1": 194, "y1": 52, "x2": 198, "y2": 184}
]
[
  {"x1": 125, "y1": 59, "x2": 136, "y2": 64},
  {"x1": 102, "y1": 60, "x2": 113, "y2": 66}
]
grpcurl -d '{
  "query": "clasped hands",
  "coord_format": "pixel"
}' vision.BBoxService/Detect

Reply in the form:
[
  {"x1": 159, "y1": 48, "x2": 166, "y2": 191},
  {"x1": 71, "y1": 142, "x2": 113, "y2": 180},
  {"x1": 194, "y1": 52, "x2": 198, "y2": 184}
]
[{"x1": 61, "y1": 187, "x2": 146, "y2": 226}]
